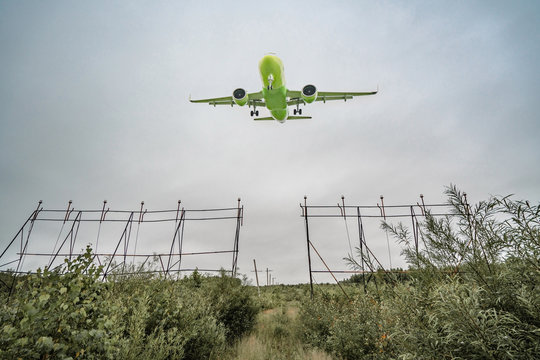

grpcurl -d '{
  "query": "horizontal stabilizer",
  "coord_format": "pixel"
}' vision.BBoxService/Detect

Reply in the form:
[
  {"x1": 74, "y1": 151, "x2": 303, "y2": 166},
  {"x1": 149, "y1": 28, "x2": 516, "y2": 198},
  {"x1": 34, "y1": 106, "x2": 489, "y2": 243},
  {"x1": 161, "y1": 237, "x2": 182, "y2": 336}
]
[
  {"x1": 253, "y1": 117, "x2": 275, "y2": 121},
  {"x1": 254, "y1": 115, "x2": 312, "y2": 121},
  {"x1": 286, "y1": 116, "x2": 312, "y2": 120}
]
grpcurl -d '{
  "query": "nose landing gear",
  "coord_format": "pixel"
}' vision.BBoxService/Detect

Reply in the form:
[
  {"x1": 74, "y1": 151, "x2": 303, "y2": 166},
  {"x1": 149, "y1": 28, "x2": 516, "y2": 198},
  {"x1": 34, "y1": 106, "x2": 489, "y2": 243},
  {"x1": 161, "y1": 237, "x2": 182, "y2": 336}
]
[{"x1": 267, "y1": 74, "x2": 274, "y2": 90}]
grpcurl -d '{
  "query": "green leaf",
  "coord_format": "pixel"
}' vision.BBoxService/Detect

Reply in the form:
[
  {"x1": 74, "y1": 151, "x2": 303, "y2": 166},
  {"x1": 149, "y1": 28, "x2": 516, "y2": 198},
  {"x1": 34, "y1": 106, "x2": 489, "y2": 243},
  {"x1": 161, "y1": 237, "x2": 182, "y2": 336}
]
[{"x1": 36, "y1": 336, "x2": 54, "y2": 351}]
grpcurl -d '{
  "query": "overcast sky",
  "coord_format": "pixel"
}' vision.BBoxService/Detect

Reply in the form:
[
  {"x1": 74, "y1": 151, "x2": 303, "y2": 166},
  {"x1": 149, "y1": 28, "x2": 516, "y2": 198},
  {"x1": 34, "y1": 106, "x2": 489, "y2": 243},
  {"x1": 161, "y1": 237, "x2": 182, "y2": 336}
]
[{"x1": 1, "y1": 1, "x2": 539, "y2": 284}]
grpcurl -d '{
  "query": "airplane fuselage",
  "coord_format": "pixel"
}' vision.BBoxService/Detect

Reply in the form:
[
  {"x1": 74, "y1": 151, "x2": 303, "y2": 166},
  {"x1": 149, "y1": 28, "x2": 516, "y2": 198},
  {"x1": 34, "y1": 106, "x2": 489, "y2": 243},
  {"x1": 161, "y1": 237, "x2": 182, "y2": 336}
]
[{"x1": 259, "y1": 55, "x2": 288, "y2": 122}]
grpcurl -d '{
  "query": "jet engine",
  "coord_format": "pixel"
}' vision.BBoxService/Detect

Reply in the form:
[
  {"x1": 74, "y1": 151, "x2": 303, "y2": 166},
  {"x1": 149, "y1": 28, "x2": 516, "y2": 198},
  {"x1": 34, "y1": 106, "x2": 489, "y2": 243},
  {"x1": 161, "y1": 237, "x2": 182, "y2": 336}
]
[
  {"x1": 233, "y1": 88, "x2": 248, "y2": 106},
  {"x1": 301, "y1": 84, "x2": 317, "y2": 104}
]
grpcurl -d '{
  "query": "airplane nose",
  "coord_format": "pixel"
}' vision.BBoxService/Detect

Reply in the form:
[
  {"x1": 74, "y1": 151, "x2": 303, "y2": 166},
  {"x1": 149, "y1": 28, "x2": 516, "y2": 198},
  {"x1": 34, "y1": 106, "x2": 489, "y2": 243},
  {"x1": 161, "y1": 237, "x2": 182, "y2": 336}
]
[{"x1": 259, "y1": 55, "x2": 274, "y2": 69}]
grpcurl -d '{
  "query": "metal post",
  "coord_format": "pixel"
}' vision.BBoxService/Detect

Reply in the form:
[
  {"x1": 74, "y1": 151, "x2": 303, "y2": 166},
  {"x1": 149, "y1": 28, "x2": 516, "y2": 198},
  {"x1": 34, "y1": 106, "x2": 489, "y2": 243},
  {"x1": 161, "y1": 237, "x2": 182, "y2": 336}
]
[
  {"x1": 132, "y1": 202, "x2": 145, "y2": 269},
  {"x1": 94, "y1": 200, "x2": 108, "y2": 265},
  {"x1": 6, "y1": 201, "x2": 42, "y2": 299},
  {"x1": 178, "y1": 209, "x2": 186, "y2": 275},
  {"x1": 303, "y1": 196, "x2": 314, "y2": 299},
  {"x1": 167, "y1": 206, "x2": 185, "y2": 277},
  {"x1": 380, "y1": 195, "x2": 392, "y2": 270},
  {"x1": 253, "y1": 259, "x2": 260, "y2": 296},
  {"x1": 0, "y1": 200, "x2": 42, "y2": 261},
  {"x1": 410, "y1": 206, "x2": 419, "y2": 262},
  {"x1": 232, "y1": 198, "x2": 242, "y2": 277},
  {"x1": 308, "y1": 240, "x2": 349, "y2": 299},
  {"x1": 48, "y1": 211, "x2": 82, "y2": 268},
  {"x1": 341, "y1": 196, "x2": 354, "y2": 257},
  {"x1": 356, "y1": 206, "x2": 367, "y2": 293},
  {"x1": 69, "y1": 211, "x2": 83, "y2": 261},
  {"x1": 103, "y1": 212, "x2": 134, "y2": 280}
]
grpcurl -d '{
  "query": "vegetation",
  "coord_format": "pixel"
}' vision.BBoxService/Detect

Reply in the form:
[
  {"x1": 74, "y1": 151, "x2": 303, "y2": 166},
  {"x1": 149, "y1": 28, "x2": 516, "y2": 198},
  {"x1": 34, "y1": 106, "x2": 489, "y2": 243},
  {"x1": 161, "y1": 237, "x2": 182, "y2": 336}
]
[
  {"x1": 299, "y1": 186, "x2": 540, "y2": 359},
  {"x1": 225, "y1": 306, "x2": 333, "y2": 360},
  {"x1": 0, "y1": 248, "x2": 259, "y2": 359},
  {"x1": 1, "y1": 186, "x2": 538, "y2": 359}
]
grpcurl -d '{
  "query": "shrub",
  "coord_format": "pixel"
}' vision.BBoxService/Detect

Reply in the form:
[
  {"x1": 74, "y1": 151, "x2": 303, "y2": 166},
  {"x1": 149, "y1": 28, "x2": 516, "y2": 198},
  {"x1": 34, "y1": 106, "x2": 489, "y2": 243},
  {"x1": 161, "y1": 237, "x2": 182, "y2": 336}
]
[
  {"x1": 299, "y1": 292, "x2": 393, "y2": 359},
  {"x1": 0, "y1": 248, "x2": 261, "y2": 359},
  {"x1": 202, "y1": 271, "x2": 260, "y2": 341},
  {"x1": 0, "y1": 247, "x2": 118, "y2": 359},
  {"x1": 110, "y1": 277, "x2": 227, "y2": 359},
  {"x1": 300, "y1": 186, "x2": 540, "y2": 359}
]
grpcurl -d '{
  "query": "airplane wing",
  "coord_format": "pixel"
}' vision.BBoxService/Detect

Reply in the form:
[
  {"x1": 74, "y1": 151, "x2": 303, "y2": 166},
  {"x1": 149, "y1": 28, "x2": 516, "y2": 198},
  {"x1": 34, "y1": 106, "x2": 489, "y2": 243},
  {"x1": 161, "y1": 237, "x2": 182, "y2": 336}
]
[
  {"x1": 190, "y1": 91, "x2": 265, "y2": 107},
  {"x1": 286, "y1": 89, "x2": 377, "y2": 105}
]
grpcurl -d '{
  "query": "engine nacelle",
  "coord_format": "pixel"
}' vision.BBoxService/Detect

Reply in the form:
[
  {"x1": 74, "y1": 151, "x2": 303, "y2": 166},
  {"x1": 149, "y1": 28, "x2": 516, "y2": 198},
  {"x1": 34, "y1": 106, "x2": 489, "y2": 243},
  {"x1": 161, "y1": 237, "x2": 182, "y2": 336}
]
[
  {"x1": 301, "y1": 84, "x2": 317, "y2": 104},
  {"x1": 232, "y1": 88, "x2": 248, "y2": 106}
]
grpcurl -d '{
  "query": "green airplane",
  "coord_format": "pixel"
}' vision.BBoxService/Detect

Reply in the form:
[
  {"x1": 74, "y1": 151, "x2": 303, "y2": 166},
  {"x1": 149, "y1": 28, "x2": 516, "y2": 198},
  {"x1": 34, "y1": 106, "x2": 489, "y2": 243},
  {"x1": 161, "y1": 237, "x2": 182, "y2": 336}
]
[{"x1": 190, "y1": 54, "x2": 377, "y2": 123}]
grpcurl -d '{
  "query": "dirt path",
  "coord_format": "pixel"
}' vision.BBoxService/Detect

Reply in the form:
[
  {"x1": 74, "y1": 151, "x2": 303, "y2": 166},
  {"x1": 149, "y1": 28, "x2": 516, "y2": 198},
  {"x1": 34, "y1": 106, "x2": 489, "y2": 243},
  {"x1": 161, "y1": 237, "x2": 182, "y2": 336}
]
[{"x1": 227, "y1": 306, "x2": 334, "y2": 360}]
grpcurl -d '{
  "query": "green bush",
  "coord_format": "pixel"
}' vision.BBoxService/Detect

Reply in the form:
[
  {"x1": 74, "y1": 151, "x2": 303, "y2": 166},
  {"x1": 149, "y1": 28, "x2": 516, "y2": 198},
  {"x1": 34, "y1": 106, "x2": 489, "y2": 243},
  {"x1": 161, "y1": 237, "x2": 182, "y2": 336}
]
[
  {"x1": 388, "y1": 186, "x2": 540, "y2": 358},
  {"x1": 299, "y1": 186, "x2": 540, "y2": 359},
  {"x1": 200, "y1": 271, "x2": 260, "y2": 341},
  {"x1": 110, "y1": 276, "x2": 227, "y2": 360},
  {"x1": 0, "y1": 249, "x2": 260, "y2": 359},
  {"x1": 299, "y1": 292, "x2": 393, "y2": 359},
  {"x1": 0, "y1": 247, "x2": 118, "y2": 359}
]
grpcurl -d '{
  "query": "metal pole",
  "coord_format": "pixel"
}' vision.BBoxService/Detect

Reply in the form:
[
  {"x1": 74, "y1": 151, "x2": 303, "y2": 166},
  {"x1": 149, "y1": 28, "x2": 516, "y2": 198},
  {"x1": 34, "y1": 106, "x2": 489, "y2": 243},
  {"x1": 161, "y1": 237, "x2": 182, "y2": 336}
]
[
  {"x1": 103, "y1": 212, "x2": 134, "y2": 280},
  {"x1": 94, "y1": 200, "x2": 107, "y2": 265},
  {"x1": 69, "y1": 211, "x2": 83, "y2": 261},
  {"x1": 410, "y1": 206, "x2": 419, "y2": 264},
  {"x1": 303, "y1": 196, "x2": 314, "y2": 299},
  {"x1": 253, "y1": 259, "x2": 260, "y2": 296},
  {"x1": 131, "y1": 202, "x2": 145, "y2": 269},
  {"x1": 232, "y1": 198, "x2": 242, "y2": 277},
  {"x1": 48, "y1": 211, "x2": 82, "y2": 268},
  {"x1": 178, "y1": 210, "x2": 186, "y2": 275},
  {"x1": 308, "y1": 240, "x2": 349, "y2": 299},
  {"x1": 357, "y1": 206, "x2": 367, "y2": 293},
  {"x1": 167, "y1": 203, "x2": 183, "y2": 277},
  {"x1": 381, "y1": 195, "x2": 393, "y2": 270},
  {"x1": 167, "y1": 211, "x2": 183, "y2": 277},
  {"x1": 0, "y1": 200, "x2": 41, "y2": 260},
  {"x1": 8, "y1": 201, "x2": 42, "y2": 299}
]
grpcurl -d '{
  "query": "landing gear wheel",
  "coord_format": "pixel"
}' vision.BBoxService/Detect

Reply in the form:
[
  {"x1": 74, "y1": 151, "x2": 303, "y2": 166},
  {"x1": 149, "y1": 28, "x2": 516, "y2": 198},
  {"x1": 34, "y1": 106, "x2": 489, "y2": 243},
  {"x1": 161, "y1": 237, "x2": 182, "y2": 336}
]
[
  {"x1": 255, "y1": 110, "x2": 259, "y2": 116},
  {"x1": 293, "y1": 109, "x2": 297, "y2": 115},
  {"x1": 250, "y1": 110, "x2": 254, "y2": 116},
  {"x1": 299, "y1": 109, "x2": 302, "y2": 115}
]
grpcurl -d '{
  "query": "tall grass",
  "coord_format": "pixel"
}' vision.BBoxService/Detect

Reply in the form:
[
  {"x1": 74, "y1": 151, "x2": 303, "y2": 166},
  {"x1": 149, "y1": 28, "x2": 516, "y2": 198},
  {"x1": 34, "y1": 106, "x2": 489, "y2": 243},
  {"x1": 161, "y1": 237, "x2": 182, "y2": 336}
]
[{"x1": 227, "y1": 306, "x2": 335, "y2": 360}]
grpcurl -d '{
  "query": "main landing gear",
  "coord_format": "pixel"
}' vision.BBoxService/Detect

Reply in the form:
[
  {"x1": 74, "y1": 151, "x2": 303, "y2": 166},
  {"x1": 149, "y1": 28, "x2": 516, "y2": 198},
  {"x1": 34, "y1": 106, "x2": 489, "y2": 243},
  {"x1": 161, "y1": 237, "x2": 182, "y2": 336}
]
[
  {"x1": 293, "y1": 103, "x2": 302, "y2": 115},
  {"x1": 250, "y1": 109, "x2": 259, "y2": 116}
]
